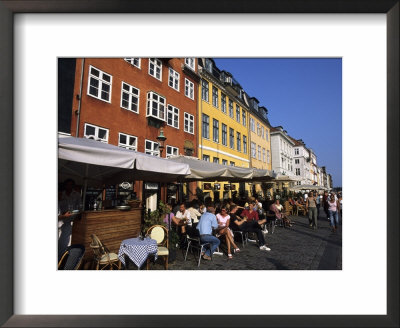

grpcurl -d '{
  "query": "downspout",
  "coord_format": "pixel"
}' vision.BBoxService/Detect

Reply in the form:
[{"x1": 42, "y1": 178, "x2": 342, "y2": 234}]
[{"x1": 75, "y1": 58, "x2": 85, "y2": 137}]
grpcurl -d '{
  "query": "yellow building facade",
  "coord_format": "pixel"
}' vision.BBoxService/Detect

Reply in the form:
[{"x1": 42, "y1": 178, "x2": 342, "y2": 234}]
[
  {"x1": 248, "y1": 104, "x2": 273, "y2": 198},
  {"x1": 197, "y1": 62, "x2": 250, "y2": 201}
]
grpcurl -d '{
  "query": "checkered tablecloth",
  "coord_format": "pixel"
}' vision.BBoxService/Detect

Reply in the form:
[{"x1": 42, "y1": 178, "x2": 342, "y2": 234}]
[{"x1": 118, "y1": 237, "x2": 158, "y2": 268}]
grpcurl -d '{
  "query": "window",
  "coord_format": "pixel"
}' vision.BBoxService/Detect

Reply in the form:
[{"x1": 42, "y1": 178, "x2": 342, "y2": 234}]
[
  {"x1": 295, "y1": 148, "x2": 299, "y2": 155},
  {"x1": 185, "y1": 58, "x2": 195, "y2": 70},
  {"x1": 145, "y1": 140, "x2": 160, "y2": 156},
  {"x1": 185, "y1": 79, "x2": 194, "y2": 99},
  {"x1": 212, "y1": 86, "x2": 219, "y2": 108},
  {"x1": 258, "y1": 145, "x2": 261, "y2": 160},
  {"x1": 203, "y1": 154, "x2": 210, "y2": 162},
  {"x1": 148, "y1": 58, "x2": 162, "y2": 80},
  {"x1": 250, "y1": 117, "x2": 255, "y2": 132},
  {"x1": 213, "y1": 119, "x2": 219, "y2": 143},
  {"x1": 202, "y1": 114, "x2": 209, "y2": 139},
  {"x1": 295, "y1": 159, "x2": 300, "y2": 164},
  {"x1": 84, "y1": 123, "x2": 109, "y2": 143},
  {"x1": 243, "y1": 135, "x2": 247, "y2": 154},
  {"x1": 256, "y1": 122, "x2": 261, "y2": 136},
  {"x1": 120, "y1": 82, "x2": 139, "y2": 113},
  {"x1": 118, "y1": 133, "x2": 137, "y2": 150},
  {"x1": 261, "y1": 126, "x2": 265, "y2": 139},
  {"x1": 221, "y1": 93, "x2": 226, "y2": 113},
  {"x1": 267, "y1": 150, "x2": 270, "y2": 163},
  {"x1": 184, "y1": 112, "x2": 194, "y2": 134},
  {"x1": 236, "y1": 132, "x2": 241, "y2": 151},
  {"x1": 167, "y1": 104, "x2": 179, "y2": 129},
  {"x1": 230, "y1": 161, "x2": 235, "y2": 167},
  {"x1": 168, "y1": 68, "x2": 180, "y2": 91},
  {"x1": 242, "y1": 110, "x2": 246, "y2": 126},
  {"x1": 262, "y1": 148, "x2": 266, "y2": 162},
  {"x1": 229, "y1": 128, "x2": 234, "y2": 149},
  {"x1": 222, "y1": 159, "x2": 228, "y2": 166},
  {"x1": 296, "y1": 168, "x2": 301, "y2": 176},
  {"x1": 229, "y1": 99, "x2": 234, "y2": 118},
  {"x1": 87, "y1": 66, "x2": 112, "y2": 102},
  {"x1": 266, "y1": 130, "x2": 269, "y2": 141},
  {"x1": 146, "y1": 92, "x2": 166, "y2": 121},
  {"x1": 166, "y1": 145, "x2": 179, "y2": 158},
  {"x1": 251, "y1": 142, "x2": 256, "y2": 158},
  {"x1": 236, "y1": 105, "x2": 240, "y2": 122},
  {"x1": 201, "y1": 79, "x2": 209, "y2": 101},
  {"x1": 213, "y1": 157, "x2": 219, "y2": 164},
  {"x1": 221, "y1": 124, "x2": 227, "y2": 146},
  {"x1": 124, "y1": 58, "x2": 140, "y2": 68}
]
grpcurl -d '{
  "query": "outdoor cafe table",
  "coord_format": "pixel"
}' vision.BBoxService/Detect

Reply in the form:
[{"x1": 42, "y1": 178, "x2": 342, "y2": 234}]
[{"x1": 118, "y1": 237, "x2": 158, "y2": 269}]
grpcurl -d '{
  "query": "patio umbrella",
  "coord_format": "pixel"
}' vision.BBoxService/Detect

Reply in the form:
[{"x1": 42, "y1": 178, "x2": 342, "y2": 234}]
[
  {"x1": 168, "y1": 155, "x2": 274, "y2": 182},
  {"x1": 58, "y1": 136, "x2": 191, "y2": 206},
  {"x1": 291, "y1": 184, "x2": 327, "y2": 191}
]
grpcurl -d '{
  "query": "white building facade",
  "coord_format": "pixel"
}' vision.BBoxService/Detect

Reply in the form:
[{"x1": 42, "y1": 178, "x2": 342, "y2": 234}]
[
  {"x1": 292, "y1": 139, "x2": 313, "y2": 185},
  {"x1": 270, "y1": 126, "x2": 295, "y2": 176}
]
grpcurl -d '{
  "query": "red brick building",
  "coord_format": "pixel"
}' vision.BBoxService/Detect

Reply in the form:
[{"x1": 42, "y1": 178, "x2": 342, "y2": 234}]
[{"x1": 61, "y1": 58, "x2": 200, "y2": 205}]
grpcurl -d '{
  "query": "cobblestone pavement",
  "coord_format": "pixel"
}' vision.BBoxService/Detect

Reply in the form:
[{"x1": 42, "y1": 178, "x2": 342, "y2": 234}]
[{"x1": 130, "y1": 208, "x2": 342, "y2": 270}]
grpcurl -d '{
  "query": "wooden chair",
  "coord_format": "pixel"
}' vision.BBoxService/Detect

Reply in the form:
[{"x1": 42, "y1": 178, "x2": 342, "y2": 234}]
[
  {"x1": 58, "y1": 244, "x2": 85, "y2": 270},
  {"x1": 297, "y1": 205, "x2": 307, "y2": 216},
  {"x1": 283, "y1": 201, "x2": 293, "y2": 216},
  {"x1": 146, "y1": 225, "x2": 169, "y2": 270},
  {"x1": 90, "y1": 234, "x2": 121, "y2": 270}
]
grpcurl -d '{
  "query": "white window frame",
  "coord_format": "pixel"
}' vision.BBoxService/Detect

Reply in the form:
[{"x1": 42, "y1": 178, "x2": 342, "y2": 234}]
[
  {"x1": 166, "y1": 145, "x2": 179, "y2": 158},
  {"x1": 242, "y1": 110, "x2": 246, "y2": 126},
  {"x1": 261, "y1": 126, "x2": 265, "y2": 139},
  {"x1": 229, "y1": 99, "x2": 234, "y2": 118},
  {"x1": 243, "y1": 135, "x2": 247, "y2": 154},
  {"x1": 168, "y1": 68, "x2": 180, "y2": 91},
  {"x1": 167, "y1": 104, "x2": 179, "y2": 129},
  {"x1": 145, "y1": 139, "x2": 160, "y2": 157},
  {"x1": 120, "y1": 81, "x2": 140, "y2": 113},
  {"x1": 118, "y1": 132, "x2": 138, "y2": 151},
  {"x1": 185, "y1": 58, "x2": 195, "y2": 70},
  {"x1": 221, "y1": 123, "x2": 227, "y2": 146},
  {"x1": 262, "y1": 148, "x2": 266, "y2": 162},
  {"x1": 148, "y1": 58, "x2": 162, "y2": 81},
  {"x1": 250, "y1": 117, "x2": 255, "y2": 132},
  {"x1": 84, "y1": 123, "x2": 109, "y2": 143},
  {"x1": 267, "y1": 150, "x2": 270, "y2": 163},
  {"x1": 257, "y1": 122, "x2": 261, "y2": 136},
  {"x1": 213, "y1": 119, "x2": 219, "y2": 143},
  {"x1": 251, "y1": 142, "x2": 256, "y2": 159},
  {"x1": 124, "y1": 58, "x2": 141, "y2": 69},
  {"x1": 295, "y1": 159, "x2": 300, "y2": 164},
  {"x1": 236, "y1": 105, "x2": 240, "y2": 122},
  {"x1": 184, "y1": 112, "x2": 195, "y2": 134},
  {"x1": 258, "y1": 145, "x2": 261, "y2": 160},
  {"x1": 146, "y1": 91, "x2": 166, "y2": 121},
  {"x1": 221, "y1": 93, "x2": 227, "y2": 113},
  {"x1": 266, "y1": 130, "x2": 269, "y2": 141},
  {"x1": 222, "y1": 159, "x2": 228, "y2": 166},
  {"x1": 201, "y1": 79, "x2": 209, "y2": 102},
  {"x1": 236, "y1": 132, "x2": 241, "y2": 152},
  {"x1": 203, "y1": 154, "x2": 210, "y2": 162},
  {"x1": 185, "y1": 78, "x2": 194, "y2": 100},
  {"x1": 213, "y1": 157, "x2": 219, "y2": 164},
  {"x1": 87, "y1": 65, "x2": 112, "y2": 103},
  {"x1": 230, "y1": 161, "x2": 235, "y2": 167}
]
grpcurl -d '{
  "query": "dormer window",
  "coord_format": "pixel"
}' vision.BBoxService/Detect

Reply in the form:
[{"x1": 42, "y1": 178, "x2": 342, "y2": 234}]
[{"x1": 205, "y1": 59, "x2": 213, "y2": 73}]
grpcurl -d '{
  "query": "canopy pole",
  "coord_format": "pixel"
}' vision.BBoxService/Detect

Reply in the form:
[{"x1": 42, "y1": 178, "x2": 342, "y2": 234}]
[{"x1": 82, "y1": 164, "x2": 89, "y2": 211}]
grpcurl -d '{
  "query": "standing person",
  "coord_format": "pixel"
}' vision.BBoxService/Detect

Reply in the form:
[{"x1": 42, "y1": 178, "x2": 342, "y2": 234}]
[
  {"x1": 196, "y1": 202, "x2": 220, "y2": 260},
  {"x1": 216, "y1": 207, "x2": 239, "y2": 259},
  {"x1": 58, "y1": 179, "x2": 82, "y2": 259},
  {"x1": 328, "y1": 194, "x2": 340, "y2": 232},
  {"x1": 322, "y1": 191, "x2": 330, "y2": 221},
  {"x1": 306, "y1": 191, "x2": 318, "y2": 229},
  {"x1": 230, "y1": 205, "x2": 271, "y2": 251},
  {"x1": 315, "y1": 192, "x2": 321, "y2": 218}
]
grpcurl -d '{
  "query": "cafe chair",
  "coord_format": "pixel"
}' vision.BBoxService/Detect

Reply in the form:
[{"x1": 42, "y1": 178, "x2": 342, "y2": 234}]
[
  {"x1": 146, "y1": 225, "x2": 169, "y2": 270},
  {"x1": 184, "y1": 235, "x2": 211, "y2": 267},
  {"x1": 58, "y1": 244, "x2": 85, "y2": 270},
  {"x1": 90, "y1": 234, "x2": 121, "y2": 270},
  {"x1": 297, "y1": 205, "x2": 307, "y2": 216},
  {"x1": 266, "y1": 211, "x2": 277, "y2": 234},
  {"x1": 232, "y1": 230, "x2": 248, "y2": 248}
]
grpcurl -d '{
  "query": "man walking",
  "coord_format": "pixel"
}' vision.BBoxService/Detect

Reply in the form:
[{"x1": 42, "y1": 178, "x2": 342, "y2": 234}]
[{"x1": 196, "y1": 202, "x2": 220, "y2": 260}]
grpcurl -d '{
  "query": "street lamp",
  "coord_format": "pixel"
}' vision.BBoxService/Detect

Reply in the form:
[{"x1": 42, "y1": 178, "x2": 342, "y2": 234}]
[{"x1": 156, "y1": 127, "x2": 167, "y2": 157}]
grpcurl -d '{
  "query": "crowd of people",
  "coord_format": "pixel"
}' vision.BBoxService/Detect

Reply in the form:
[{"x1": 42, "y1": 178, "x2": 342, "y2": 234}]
[{"x1": 163, "y1": 190, "x2": 342, "y2": 261}]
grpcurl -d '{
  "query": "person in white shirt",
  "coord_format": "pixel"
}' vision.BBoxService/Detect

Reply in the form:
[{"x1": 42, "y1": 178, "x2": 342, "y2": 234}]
[
  {"x1": 187, "y1": 202, "x2": 202, "y2": 225},
  {"x1": 175, "y1": 203, "x2": 192, "y2": 232}
]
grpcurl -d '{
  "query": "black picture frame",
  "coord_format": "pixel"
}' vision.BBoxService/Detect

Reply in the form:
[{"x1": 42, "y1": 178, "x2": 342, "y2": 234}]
[{"x1": 0, "y1": 0, "x2": 398, "y2": 327}]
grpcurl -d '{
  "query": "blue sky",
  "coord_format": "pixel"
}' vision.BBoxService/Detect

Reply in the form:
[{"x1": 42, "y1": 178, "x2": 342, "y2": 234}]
[{"x1": 214, "y1": 58, "x2": 342, "y2": 187}]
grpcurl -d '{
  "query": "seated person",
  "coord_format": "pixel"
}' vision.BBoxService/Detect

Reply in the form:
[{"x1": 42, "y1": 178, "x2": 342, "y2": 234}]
[
  {"x1": 230, "y1": 204, "x2": 271, "y2": 251},
  {"x1": 175, "y1": 203, "x2": 192, "y2": 234},
  {"x1": 187, "y1": 201, "x2": 202, "y2": 227},
  {"x1": 216, "y1": 207, "x2": 239, "y2": 259},
  {"x1": 270, "y1": 199, "x2": 292, "y2": 227},
  {"x1": 196, "y1": 202, "x2": 220, "y2": 260},
  {"x1": 240, "y1": 201, "x2": 267, "y2": 226}
]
